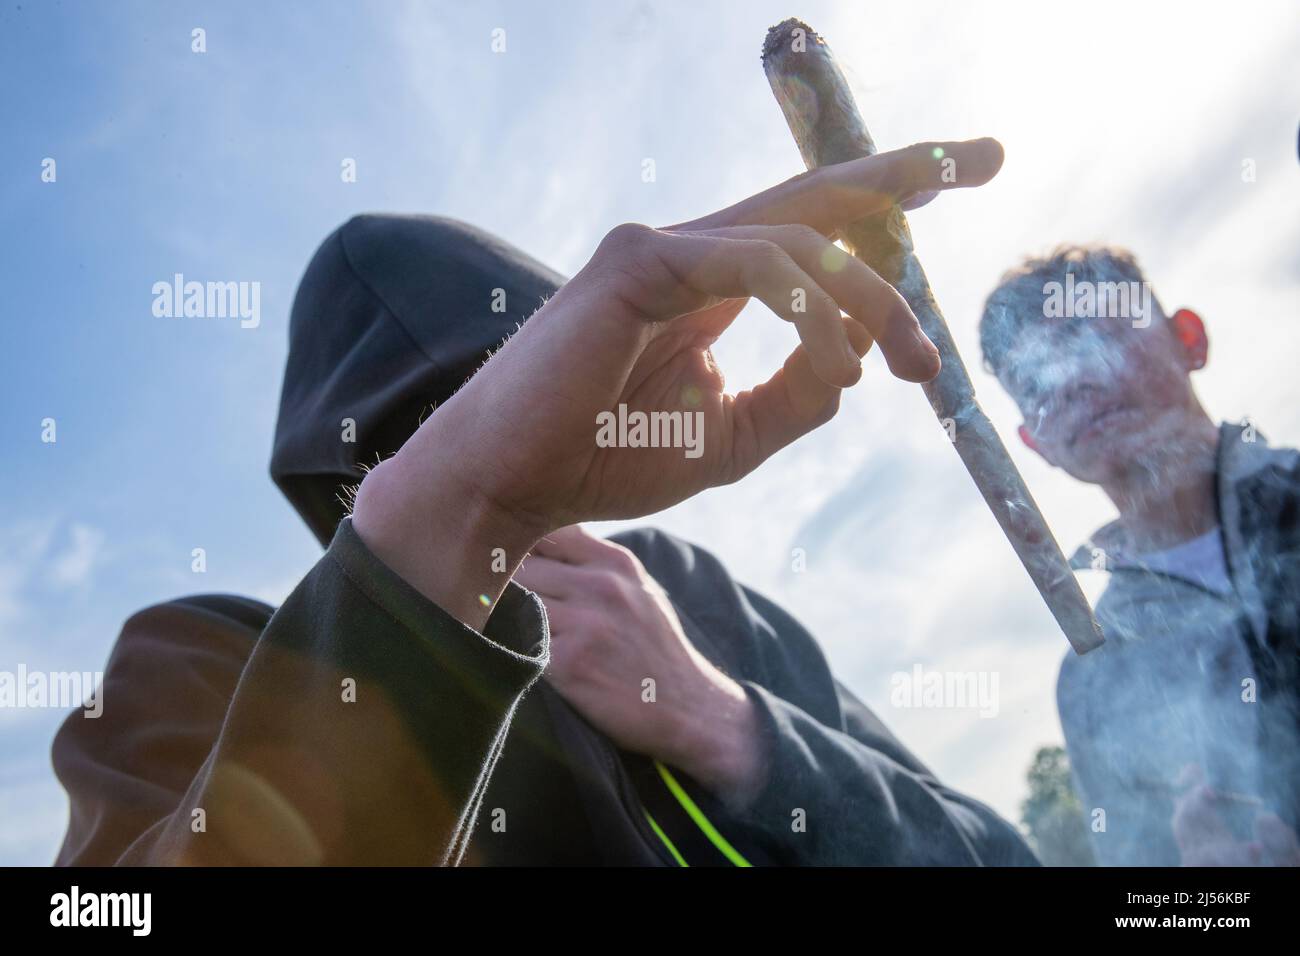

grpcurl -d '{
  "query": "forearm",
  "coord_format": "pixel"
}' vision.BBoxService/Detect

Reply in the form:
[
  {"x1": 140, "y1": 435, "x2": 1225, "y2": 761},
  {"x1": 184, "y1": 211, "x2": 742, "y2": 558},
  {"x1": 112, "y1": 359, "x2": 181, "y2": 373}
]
[
  {"x1": 350, "y1": 447, "x2": 547, "y2": 632},
  {"x1": 669, "y1": 671, "x2": 768, "y2": 811}
]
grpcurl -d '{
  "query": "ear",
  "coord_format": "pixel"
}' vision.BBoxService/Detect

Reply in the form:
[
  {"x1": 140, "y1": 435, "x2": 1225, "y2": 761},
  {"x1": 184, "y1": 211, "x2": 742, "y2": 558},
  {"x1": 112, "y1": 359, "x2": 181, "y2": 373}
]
[
  {"x1": 1018, "y1": 424, "x2": 1045, "y2": 458},
  {"x1": 1170, "y1": 308, "x2": 1208, "y2": 370}
]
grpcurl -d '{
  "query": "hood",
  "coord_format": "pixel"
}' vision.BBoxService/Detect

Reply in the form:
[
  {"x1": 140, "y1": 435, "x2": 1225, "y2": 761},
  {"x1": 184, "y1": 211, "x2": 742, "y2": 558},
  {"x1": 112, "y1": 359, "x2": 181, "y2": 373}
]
[{"x1": 271, "y1": 214, "x2": 565, "y2": 546}]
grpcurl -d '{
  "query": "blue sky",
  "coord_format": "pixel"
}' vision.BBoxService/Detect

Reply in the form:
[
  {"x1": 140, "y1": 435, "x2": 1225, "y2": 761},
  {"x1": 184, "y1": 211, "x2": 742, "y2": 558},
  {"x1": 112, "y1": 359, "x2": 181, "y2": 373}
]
[{"x1": 2, "y1": 0, "x2": 1298, "y2": 864}]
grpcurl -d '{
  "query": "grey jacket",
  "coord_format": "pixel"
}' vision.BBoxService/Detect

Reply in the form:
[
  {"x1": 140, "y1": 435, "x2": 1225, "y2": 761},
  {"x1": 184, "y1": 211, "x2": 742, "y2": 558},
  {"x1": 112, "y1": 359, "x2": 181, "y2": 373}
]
[{"x1": 1060, "y1": 422, "x2": 1300, "y2": 865}]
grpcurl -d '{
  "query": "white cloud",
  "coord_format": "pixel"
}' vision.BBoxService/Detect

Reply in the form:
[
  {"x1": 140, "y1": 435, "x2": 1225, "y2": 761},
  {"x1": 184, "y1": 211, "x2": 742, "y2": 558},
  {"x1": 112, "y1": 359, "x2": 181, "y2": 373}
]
[
  {"x1": 0, "y1": 520, "x2": 106, "y2": 661},
  {"x1": 0, "y1": 520, "x2": 57, "y2": 628},
  {"x1": 49, "y1": 524, "x2": 105, "y2": 589}
]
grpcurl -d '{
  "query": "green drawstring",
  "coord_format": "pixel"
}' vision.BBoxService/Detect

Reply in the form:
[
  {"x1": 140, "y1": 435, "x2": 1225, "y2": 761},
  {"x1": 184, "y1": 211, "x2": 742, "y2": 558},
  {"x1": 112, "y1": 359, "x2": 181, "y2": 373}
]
[
  {"x1": 643, "y1": 809, "x2": 689, "y2": 867},
  {"x1": 651, "y1": 760, "x2": 753, "y2": 867}
]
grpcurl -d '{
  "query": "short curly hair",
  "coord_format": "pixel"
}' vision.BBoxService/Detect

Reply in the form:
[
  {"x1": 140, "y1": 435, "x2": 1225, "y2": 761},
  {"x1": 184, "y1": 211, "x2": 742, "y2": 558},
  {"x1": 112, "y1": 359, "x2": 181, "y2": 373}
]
[{"x1": 979, "y1": 245, "x2": 1165, "y2": 378}]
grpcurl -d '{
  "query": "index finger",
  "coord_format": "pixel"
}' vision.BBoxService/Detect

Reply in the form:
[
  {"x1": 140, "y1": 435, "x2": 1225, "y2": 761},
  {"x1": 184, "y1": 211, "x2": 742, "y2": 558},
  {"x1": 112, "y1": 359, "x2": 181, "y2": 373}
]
[{"x1": 672, "y1": 137, "x2": 1004, "y2": 234}]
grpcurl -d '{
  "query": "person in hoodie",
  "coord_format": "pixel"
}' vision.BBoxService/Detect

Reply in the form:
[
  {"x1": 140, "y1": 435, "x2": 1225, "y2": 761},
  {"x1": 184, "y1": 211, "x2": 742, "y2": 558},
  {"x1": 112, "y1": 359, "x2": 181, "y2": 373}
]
[
  {"x1": 979, "y1": 245, "x2": 1300, "y2": 866},
  {"x1": 52, "y1": 136, "x2": 1038, "y2": 867}
]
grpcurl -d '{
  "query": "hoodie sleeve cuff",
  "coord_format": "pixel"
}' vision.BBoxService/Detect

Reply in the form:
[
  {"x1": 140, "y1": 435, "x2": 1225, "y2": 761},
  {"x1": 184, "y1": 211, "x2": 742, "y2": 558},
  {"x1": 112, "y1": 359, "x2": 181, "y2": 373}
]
[
  {"x1": 733, "y1": 681, "x2": 806, "y2": 825},
  {"x1": 324, "y1": 516, "x2": 550, "y2": 699}
]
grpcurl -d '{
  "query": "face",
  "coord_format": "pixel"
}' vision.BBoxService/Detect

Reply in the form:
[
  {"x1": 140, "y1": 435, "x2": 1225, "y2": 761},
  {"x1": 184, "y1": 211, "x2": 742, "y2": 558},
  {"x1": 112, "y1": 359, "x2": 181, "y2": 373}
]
[{"x1": 997, "y1": 311, "x2": 1206, "y2": 486}]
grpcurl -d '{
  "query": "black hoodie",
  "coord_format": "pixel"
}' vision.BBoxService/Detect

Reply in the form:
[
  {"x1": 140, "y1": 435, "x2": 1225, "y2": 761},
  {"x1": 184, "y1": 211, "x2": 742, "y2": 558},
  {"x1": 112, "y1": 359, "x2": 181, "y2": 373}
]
[{"x1": 51, "y1": 214, "x2": 1037, "y2": 866}]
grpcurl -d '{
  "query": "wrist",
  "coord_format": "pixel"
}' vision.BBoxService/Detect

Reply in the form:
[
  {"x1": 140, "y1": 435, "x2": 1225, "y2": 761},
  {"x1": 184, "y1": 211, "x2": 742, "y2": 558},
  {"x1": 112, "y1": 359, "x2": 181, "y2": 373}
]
[
  {"x1": 350, "y1": 452, "x2": 547, "y2": 632},
  {"x1": 670, "y1": 673, "x2": 767, "y2": 808}
]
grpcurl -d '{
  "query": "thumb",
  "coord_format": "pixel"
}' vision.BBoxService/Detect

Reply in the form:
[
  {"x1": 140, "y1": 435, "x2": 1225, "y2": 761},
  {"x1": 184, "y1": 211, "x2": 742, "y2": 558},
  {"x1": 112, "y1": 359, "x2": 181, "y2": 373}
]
[{"x1": 730, "y1": 317, "x2": 873, "y2": 475}]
